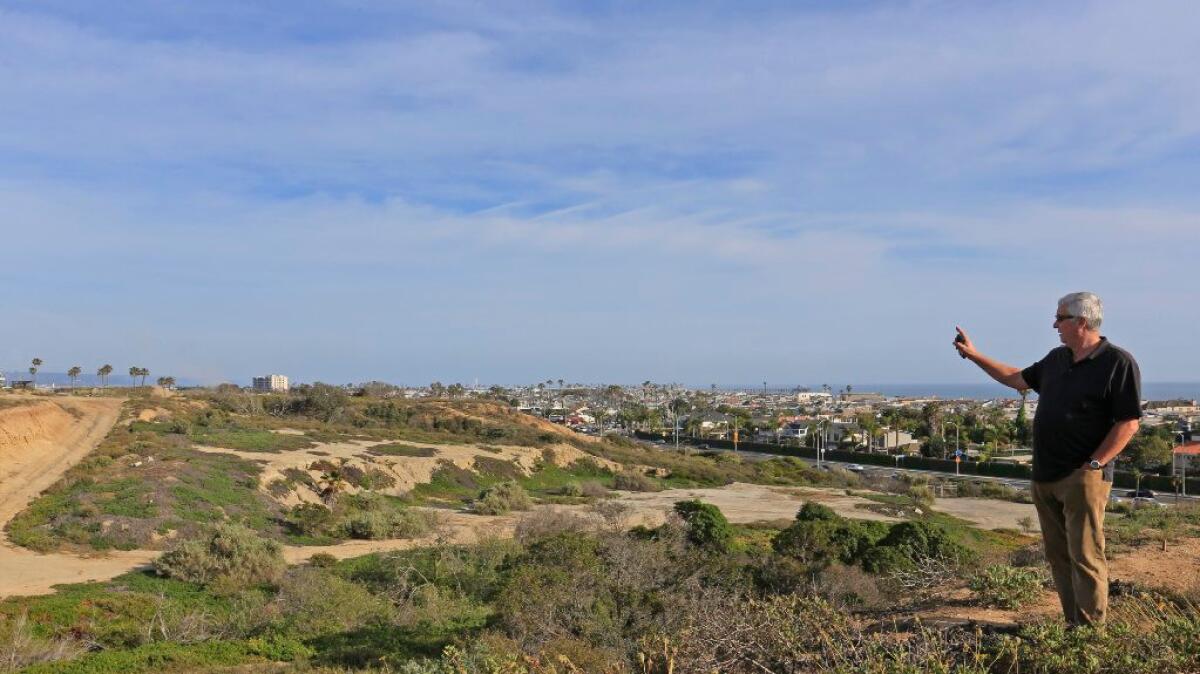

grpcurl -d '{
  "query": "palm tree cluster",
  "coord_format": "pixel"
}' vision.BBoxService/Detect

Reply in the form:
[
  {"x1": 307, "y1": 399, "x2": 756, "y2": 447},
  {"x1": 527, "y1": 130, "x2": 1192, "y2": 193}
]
[
  {"x1": 129, "y1": 366, "x2": 151, "y2": 387},
  {"x1": 12, "y1": 359, "x2": 174, "y2": 389}
]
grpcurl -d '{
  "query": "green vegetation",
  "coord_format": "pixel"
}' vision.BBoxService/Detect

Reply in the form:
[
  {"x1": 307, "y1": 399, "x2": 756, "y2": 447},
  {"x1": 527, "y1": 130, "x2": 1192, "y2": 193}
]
[
  {"x1": 673, "y1": 499, "x2": 733, "y2": 551},
  {"x1": 366, "y1": 442, "x2": 439, "y2": 457},
  {"x1": 154, "y1": 523, "x2": 287, "y2": 590},
  {"x1": 970, "y1": 564, "x2": 1045, "y2": 609},
  {"x1": 6, "y1": 495, "x2": 1200, "y2": 674},
  {"x1": 473, "y1": 481, "x2": 533, "y2": 515}
]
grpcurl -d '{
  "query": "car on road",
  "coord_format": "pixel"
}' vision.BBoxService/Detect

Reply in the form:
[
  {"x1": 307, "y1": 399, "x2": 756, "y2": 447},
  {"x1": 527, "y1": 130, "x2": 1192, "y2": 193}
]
[
  {"x1": 847, "y1": 464, "x2": 866, "y2": 472},
  {"x1": 1125, "y1": 489, "x2": 1156, "y2": 499}
]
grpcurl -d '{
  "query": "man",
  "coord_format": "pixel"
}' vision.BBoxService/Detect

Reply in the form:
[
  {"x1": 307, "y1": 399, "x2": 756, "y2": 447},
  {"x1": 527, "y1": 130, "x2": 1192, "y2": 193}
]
[{"x1": 954, "y1": 292, "x2": 1141, "y2": 626}]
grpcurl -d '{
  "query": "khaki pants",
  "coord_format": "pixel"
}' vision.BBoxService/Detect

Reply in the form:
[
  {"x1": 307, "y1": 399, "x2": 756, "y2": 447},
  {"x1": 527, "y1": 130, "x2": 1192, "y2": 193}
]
[{"x1": 1031, "y1": 468, "x2": 1112, "y2": 625}]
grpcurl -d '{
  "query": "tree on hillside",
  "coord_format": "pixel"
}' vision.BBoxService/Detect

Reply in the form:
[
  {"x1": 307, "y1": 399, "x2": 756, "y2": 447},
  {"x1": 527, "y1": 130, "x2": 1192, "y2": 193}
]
[
  {"x1": 67, "y1": 366, "x2": 82, "y2": 387},
  {"x1": 447, "y1": 383, "x2": 466, "y2": 399},
  {"x1": 1125, "y1": 429, "x2": 1173, "y2": 472},
  {"x1": 157, "y1": 376, "x2": 176, "y2": 389},
  {"x1": 429, "y1": 381, "x2": 446, "y2": 398},
  {"x1": 98, "y1": 364, "x2": 113, "y2": 388},
  {"x1": 129, "y1": 366, "x2": 139, "y2": 386},
  {"x1": 1013, "y1": 390, "x2": 1031, "y2": 446},
  {"x1": 30, "y1": 358, "x2": 42, "y2": 385}
]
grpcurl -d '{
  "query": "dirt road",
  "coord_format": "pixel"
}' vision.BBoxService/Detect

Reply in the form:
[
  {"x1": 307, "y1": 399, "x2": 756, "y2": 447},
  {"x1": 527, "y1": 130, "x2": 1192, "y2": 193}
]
[{"x1": 0, "y1": 397, "x2": 159, "y2": 596}]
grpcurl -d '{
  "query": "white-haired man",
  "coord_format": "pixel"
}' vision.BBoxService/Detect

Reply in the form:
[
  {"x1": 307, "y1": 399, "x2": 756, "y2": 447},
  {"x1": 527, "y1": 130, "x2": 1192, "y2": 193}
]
[{"x1": 954, "y1": 292, "x2": 1141, "y2": 626}]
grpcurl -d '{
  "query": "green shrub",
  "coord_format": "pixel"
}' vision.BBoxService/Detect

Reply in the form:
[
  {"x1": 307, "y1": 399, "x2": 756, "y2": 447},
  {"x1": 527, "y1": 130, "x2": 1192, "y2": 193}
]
[
  {"x1": 153, "y1": 523, "x2": 285, "y2": 589},
  {"x1": 580, "y1": 481, "x2": 609, "y2": 498},
  {"x1": 287, "y1": 502, "x2": 333, "y2": 535},
  {"x1": 773, "y1": 517, "x2": 887, "y2": 572},
  {"x1": 612, "y1": 471, "x2": 661, "y2": 492},
  {"x1": 558, "y1": 482, "x2": 584, "y2": 497},
  {"x1": 795, "y1": 501, "x2": 838, "y2": 522},
  {"x1": 860, "y1": 520, "x2": 973, "y2": 574},
  {"x1": 474, "y1": 481, "x2": 533, "y2": 515},
  {"x1": 274, "y1": 567, "x2": 394, "y2": 636},
  {"x1": 907, "y1": 484, "x2": 935, "y2": 506},
  {"x1": 343, "y1": 511, "x2": 392, "y2": 540},
  {"x1": 673, "y1": 500, "x2": 733, "y2": 551},
  {"x1": 969, "y1": 564, "x2": 1043, "y2": 609},
  {"x1": 342, "y1": 507, "x2": 435, "y2": 540},
  {"x1": 309, "y1": 552, "x2": 339, "y2": 567}
]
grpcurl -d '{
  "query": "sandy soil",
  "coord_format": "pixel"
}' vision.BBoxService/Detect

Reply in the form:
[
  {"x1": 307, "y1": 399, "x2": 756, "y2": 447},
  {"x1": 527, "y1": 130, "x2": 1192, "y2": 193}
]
[
  {"x1": 617, "y1": 483, "x2": 902, "y2": 527},
  {"x1": 191, "y1": 439, "x2": 620, "y2": 506},
  {"x1": 0, "y1": 398, "x2": 123, "y2": 528},
  {"x1": 0, "y1": 397, "x2": 160, "y2": 597},
  {"x1": 932, "y1": 497, "x2": 1040, "y2": 532}
]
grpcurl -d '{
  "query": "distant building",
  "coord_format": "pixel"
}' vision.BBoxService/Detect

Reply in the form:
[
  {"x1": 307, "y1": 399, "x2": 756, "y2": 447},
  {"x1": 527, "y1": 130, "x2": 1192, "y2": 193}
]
[
  {"x1": 252, "y1": 374, "x2": 289, "y2": 392},
  {"x1": 0, "y1": 371, "x2": 6, "y2": 388}
]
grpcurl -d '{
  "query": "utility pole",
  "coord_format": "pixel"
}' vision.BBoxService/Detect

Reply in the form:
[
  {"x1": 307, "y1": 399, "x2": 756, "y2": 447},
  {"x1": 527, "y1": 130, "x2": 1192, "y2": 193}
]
[{"x1": 1177, "y1": 432, "x2": 1188, "y2": 497}]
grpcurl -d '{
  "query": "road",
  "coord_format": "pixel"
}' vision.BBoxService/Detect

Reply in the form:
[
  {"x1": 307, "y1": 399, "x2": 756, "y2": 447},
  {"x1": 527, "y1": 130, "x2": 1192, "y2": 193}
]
[{"x1": 643, "y1": 439, "x2": 1190, "y2": 507}]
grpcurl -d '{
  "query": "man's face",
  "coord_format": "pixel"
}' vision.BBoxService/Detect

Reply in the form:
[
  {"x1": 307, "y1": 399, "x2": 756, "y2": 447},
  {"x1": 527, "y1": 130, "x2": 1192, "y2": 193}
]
[{"x1": 1054, "y1": 304, "x2": 1086, "y2": 345}]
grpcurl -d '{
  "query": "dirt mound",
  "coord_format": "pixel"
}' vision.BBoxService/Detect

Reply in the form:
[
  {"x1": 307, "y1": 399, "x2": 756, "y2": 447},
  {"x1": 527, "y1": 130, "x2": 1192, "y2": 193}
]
[
  {"x1": 0, "y1": 401, "x2": 78, "y2": 452},
  {"x1": 191, "y1": 438, "x2": 619, "y2": 506},
  {"x1": 0, "y1": 398, "x2": 124, "y2": 530},
  {"x1": 427, "y1": 400, "x2": 597, "y2": 444}
]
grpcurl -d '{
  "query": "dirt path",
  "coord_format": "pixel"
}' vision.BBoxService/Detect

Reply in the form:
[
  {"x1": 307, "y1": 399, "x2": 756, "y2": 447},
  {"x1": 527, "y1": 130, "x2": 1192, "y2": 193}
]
[
  {"x1": 0, "y1": 398, "x2": 124, "y2": 533},
  {"x1": 0, "y1": 397, "x2": 160, "y2": 597}
]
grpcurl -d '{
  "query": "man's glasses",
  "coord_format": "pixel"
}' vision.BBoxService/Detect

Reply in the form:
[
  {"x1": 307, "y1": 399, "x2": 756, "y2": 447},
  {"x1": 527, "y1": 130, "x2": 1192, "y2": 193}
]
[{"x1": 1054, "y1": 314, "x2": 1077, "y2": 323}]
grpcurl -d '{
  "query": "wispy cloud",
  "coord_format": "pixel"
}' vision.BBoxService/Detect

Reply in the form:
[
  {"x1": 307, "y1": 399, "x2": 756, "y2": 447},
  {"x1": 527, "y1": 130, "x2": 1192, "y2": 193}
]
[{"x1": 1, "y1": 1, "x2": 1198, "y2": 384}]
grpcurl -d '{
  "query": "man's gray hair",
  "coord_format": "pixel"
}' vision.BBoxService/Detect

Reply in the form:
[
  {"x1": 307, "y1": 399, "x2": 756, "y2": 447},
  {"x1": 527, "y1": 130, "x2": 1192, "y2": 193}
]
[{"x1": 1058, "y1": 292, "x2": 1103, "y2": 330}]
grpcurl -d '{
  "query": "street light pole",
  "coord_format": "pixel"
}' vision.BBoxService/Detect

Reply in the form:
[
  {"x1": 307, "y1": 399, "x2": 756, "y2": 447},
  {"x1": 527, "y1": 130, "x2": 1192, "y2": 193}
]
[
  {"x1": 944, "y1": 422, "x2": 961, "y2": 461},
  {"x1": 1177, "y1": 432, "x2": 1188, "y2": 497}
]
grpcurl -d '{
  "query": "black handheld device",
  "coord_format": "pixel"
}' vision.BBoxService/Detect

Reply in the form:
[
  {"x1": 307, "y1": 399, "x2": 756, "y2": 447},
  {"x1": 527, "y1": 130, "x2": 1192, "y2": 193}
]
[{"x1": 954, "y1": 333, "x2": 967, "y2": 358}]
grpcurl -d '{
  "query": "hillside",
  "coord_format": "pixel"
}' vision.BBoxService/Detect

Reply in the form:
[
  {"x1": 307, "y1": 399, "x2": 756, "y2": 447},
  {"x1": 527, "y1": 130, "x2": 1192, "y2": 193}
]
[{"x1": 3, "y1": 390, "x2": 1200, "y2": 672}]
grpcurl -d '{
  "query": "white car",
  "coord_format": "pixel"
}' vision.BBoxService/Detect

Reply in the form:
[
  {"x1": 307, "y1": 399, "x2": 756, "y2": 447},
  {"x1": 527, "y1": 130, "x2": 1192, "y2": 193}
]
[{"x1": 847, "y1": 464, "x2": 866, "y2": 472}]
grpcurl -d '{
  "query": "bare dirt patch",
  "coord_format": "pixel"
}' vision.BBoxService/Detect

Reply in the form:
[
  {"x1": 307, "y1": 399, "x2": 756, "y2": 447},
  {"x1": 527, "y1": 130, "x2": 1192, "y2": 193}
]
[
  {"x1": 1108, "y1": 536, "x2": 1200, "y2": 595},
  {"x1": 613, "y1": 482, "x2": 903, "y2": 527},
  {"x1": 191, "y1": 438, "x2": 620, "y2": 506},
  {"x1": 932, "y1": 497, "x2": 1039, "y2": 531}
]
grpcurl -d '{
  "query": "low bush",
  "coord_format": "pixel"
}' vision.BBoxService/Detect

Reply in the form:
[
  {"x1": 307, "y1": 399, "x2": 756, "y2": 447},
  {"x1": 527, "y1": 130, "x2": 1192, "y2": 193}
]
[
  {"x1": 272, "y1": 567, "x2": 394, "y2": 636},
  {"x1": 558, "y1": 482, "x2": 584, "y2": 497},
  {"x1": 612, "y1": 471, "x2": 661, "y2": 492},
  {"x1": 474, "y1": 481, "x2": 533, "y2": 515},
  {"x1": 673, "y1": 500, "x2": 733, "y2": 551},
  {"x1": 515, "y1": 509, "x2": 591, "y2": 543},
  {"x1": 153, "y1": 523, "x2": 286, "y2": 590},
  {"x1": 580, "y1": 481, "x2": 609, "y2": 498},
  {"x1": 287, "y1": 502, "x2": 333, "y2": 536},
  {"x1": 342, "y1": 508, "x2": 436, "y2": 540},
  {"x1": 969, "y1": 564, "x2": 1044, "y2": 609}
]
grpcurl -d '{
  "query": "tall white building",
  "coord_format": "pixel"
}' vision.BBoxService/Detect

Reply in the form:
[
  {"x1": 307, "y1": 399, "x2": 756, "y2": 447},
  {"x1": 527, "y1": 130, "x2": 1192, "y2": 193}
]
[{"x1": 252, "y1": 374, "x2": 289, "y2": 392}]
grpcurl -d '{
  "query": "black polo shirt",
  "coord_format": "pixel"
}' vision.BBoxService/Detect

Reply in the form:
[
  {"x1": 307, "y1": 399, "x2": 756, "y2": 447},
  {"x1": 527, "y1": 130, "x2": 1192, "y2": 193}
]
[{"x1": 1021, "y1": 338, "x2": 1142, "y2": 483}]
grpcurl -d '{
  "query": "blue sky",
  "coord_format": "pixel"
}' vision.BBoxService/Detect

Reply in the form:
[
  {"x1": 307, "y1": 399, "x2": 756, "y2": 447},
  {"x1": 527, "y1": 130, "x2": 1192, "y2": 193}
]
[{"x1": 2, "y1": 1, "x2": 1198, "y2": 387}]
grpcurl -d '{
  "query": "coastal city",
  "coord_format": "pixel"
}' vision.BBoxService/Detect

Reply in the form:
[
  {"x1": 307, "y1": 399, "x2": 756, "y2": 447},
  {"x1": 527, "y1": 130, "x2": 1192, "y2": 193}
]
[{"x1": 6, "y1": 366, "x2": 1198, "y2": 497}]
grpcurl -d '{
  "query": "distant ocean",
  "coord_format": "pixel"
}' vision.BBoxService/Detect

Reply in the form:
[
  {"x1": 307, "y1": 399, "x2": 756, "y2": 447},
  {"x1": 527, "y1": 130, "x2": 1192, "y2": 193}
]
[{"x1": 720, "y1": 383, "x2": 1200, "y2": 401}]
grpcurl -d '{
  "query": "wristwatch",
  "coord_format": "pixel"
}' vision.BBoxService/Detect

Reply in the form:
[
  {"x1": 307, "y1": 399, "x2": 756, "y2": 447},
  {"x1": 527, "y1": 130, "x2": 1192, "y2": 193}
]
[{"x1": 1088, "y1": 459, "x2": 1103, "y2": 470}]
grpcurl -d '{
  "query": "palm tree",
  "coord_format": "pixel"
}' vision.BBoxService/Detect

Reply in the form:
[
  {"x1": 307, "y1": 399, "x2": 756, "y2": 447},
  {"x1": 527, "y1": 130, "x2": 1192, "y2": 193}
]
[
  {"x1": 129, "y1": 367, "x2": 139, "y2": 387},
  {"x1": 30, "y1": 358, "x2": 42, "y2": 385},
  {"x1": 139, "y1": 368, "x2": 150, "y2": 386},
  {"x1": 67, "y1": 366, "x2": 82, "y2": 387},
  {"x1": 156, "y1": 376, "x2": 176, "y2": 389},
  {"x1": 98, "y1": 364, "x2": 113, "y2": 388}
]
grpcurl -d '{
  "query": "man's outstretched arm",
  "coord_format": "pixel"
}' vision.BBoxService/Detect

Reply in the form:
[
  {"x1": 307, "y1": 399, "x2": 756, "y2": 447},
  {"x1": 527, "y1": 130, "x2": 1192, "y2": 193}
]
[{"x1": 953, "y1": 326, "x2": 1030, "y2": 391}]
